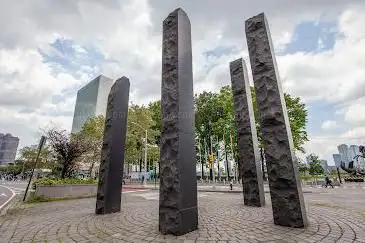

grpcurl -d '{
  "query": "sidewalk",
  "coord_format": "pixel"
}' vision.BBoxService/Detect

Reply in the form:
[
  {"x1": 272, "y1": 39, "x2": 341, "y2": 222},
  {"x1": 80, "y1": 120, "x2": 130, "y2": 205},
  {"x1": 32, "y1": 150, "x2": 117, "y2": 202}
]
[{"x1": 123, "y1": 183, "x2": 314, "y2": 193}]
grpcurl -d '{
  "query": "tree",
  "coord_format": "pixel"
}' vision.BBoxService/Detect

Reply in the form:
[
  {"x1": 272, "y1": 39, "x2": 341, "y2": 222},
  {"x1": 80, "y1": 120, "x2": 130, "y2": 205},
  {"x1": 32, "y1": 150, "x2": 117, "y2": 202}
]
[
  {"x1": 18, "y1": 145, "x2": 55, "y2": 173},
  {"x1": 127, "y1": 104, "x2": 158, "y2": 172},
  {"x1": 76, "y1": 115, "x2": 105, "y2": 177},
  {"x1": 251, "y1": 87, "x2": 308, "y2": 152},
  {"x1": 148, "y1": 100, "x2": 162, "y2": 135},
  {"x1": 307, "y1": 154, "x2": 324, "y2": 175},
  {"x1": 297, "y1": 159, "x2": 308, "y2": 174},
  {"x1": 47, "y1": 129, "x2": 89, "y2": 178}
]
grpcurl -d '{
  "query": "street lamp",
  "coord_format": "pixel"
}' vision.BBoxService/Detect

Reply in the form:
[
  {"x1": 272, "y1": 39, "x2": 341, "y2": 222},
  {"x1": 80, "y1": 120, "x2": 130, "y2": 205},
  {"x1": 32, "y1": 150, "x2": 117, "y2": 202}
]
[
  {"x1": 130, "y1": 121, "x2": 148, "y2": 185},
  {"x1": 223, "y1": 125, "x2": 230, "y2": 180}
]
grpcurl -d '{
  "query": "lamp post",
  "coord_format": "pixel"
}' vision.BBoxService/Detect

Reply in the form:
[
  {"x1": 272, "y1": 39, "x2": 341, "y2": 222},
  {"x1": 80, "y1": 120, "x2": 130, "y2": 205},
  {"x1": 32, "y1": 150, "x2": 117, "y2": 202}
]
[
  {"x1": 131, "y1": 121, "x2": 148, "y2": 185},
  {"x1": 224, "y1": 125, "x2": 230, "y2": 180}
]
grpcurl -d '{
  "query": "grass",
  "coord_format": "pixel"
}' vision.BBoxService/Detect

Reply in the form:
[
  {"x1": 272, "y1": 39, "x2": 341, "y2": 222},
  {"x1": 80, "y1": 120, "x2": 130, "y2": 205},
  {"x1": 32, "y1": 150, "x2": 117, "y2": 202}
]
[{"x1": 25, "y1": 195, "x2": 96, "y2": 204}]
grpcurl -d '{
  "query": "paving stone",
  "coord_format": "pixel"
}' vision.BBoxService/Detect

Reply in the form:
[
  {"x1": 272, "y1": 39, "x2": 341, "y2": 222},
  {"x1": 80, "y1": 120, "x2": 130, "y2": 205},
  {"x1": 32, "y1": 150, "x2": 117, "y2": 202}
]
[{"x1": 0, "y1": 193, "x2": 365, "y2": 242}]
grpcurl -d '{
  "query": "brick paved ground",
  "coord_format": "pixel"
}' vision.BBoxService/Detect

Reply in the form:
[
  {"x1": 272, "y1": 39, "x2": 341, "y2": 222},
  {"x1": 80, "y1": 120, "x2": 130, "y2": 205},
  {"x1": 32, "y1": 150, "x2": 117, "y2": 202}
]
[{"x1": 1, "y1": 190, "x2": 365, "y2": 243}]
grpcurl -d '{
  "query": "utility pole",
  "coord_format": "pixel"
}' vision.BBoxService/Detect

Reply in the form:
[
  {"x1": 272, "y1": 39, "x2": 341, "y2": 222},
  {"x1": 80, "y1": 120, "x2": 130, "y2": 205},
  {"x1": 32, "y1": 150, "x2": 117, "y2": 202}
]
[
  {"x1": 130, "y1": 122, "x2": 148, "y2": 185},
  {"x1": 224, "y1": 130, "x2": 230, "y2": 180},
  {"x1": 210, "y1": 135, "x2": 215, "y2": 182},
  {"x1": 204, "y1": 138, "x2": 208, "y2": 181},
  {"x1": 198, "y1": 137, "x2": 204, "y2": 180},
  {"x1": 229, "y1": 132, "x2": 237, "y2": 181}
]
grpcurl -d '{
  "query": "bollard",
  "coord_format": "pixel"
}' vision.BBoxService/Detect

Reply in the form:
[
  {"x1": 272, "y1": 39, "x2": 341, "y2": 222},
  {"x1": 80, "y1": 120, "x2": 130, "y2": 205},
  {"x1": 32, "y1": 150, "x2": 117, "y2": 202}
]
[{"x1": 230, "y1": 181, "x2": 233, "y2": 191}]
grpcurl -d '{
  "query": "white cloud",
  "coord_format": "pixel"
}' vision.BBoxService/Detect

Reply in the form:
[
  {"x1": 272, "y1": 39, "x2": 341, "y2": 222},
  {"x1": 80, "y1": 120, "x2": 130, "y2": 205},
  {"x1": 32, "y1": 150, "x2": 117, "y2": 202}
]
[
  {"x1": 0, "y1": 0, "x2": 365, "y2": 162},
  {"x1": 321, "y1": 120, "x2": 339, "y2": 130},
  {"x1": 344, "y1": 99, "x2": 365, "y2": 126}
]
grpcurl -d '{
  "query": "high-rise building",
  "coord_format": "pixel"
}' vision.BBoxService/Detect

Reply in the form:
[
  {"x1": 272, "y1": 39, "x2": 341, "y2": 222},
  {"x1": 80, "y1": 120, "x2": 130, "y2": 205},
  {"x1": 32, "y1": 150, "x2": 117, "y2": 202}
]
[
  {"x1": 349, "y1": 144, "x2": 365, "y2": 168},
  {"x1": 71, "y1": 75, "x2": 114, "y2": 133},
  {"x1": 0, "y1": 133, "x2": 19, "y2": 165},
  {"x1": 337, "y1": 144, "x2": 351, "y2": 164},
  {"x1": 348, "y1": 145, "x2": 359, "y2": 161},
  {"x1": 332, "y1": 154, "x2": 341, "y2": 167},
  {"x1": 320, "y1": 160, "x2": 329, "y2": 173}
]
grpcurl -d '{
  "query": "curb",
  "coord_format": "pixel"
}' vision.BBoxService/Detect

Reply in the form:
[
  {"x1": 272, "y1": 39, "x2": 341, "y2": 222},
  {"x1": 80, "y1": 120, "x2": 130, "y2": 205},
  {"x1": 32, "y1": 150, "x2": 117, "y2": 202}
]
[
  {"x1": 0, "y1": 185, "x2": 17, "y2": 215},
  {"x1": 0, "y1": 195, "x2": 21, "y2": 216},
  {"x1": 123, "y1": 187, "x2": 313, "y2": 194}
]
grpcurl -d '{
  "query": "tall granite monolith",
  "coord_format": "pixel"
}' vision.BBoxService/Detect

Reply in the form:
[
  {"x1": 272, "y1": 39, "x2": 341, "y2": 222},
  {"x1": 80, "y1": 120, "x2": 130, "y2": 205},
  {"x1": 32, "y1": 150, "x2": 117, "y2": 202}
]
[
  {"x1": 245, "y1": 13, "x2": 308, "y2": 227},
  {"x1": 159, "y1": 8, "x2": 198, "y2": 235},
  {"x1": 95, "y1": 77, "x2": 130, "y2": 215},
  {"x1": 230, "y1": 58, "x2": 265, "y2": 207}
]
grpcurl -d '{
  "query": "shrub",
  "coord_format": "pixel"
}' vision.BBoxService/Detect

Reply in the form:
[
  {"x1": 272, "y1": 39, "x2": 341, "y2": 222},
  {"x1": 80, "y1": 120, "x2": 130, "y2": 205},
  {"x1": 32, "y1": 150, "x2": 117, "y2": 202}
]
[
  {"x1": 33, "y1": 177, "x2": 97, "y2": 187},
  {"x1": 344, "y1": 177, "x2": 364, "y2": 182}
]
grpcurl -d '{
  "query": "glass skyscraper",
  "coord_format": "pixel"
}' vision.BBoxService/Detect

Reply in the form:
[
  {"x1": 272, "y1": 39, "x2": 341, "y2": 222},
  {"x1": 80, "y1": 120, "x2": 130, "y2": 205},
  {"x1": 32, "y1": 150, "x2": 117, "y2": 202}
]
[{"x1": 71, "y1": 75, "x2": 114, "y2": 133}]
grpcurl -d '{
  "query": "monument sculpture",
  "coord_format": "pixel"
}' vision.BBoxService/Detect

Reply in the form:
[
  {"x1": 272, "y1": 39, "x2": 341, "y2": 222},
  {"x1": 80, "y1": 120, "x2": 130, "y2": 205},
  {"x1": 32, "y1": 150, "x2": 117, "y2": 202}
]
[
  {"x1": 159, "y1": 8, "x2": 198, "y2": 235},
  {"x1": 230, "y1": 58, "x2": 265, "y2": 207},
  {"x1": 95, "y1": 77, "x2": 130, "y2": 215},
  {"x1": 245, "y1": 13, "x2": 308, "y2": 227}
]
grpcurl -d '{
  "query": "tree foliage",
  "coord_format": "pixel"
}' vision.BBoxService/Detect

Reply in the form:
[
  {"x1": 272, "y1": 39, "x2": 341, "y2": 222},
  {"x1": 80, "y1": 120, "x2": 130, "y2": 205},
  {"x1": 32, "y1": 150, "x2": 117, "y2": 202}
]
[
  {"x1": 47, "y1": 129, "x2": 89, "y2": 178},
  {"x1": 146, "y1": 85, "x2": 308, "y2": 164},
  {"x1": 76, "y1": 115, "x2": 105, "y2": 177},
  {"x1": 307, "y1": 153, "x2": 325, "y2": 175}
]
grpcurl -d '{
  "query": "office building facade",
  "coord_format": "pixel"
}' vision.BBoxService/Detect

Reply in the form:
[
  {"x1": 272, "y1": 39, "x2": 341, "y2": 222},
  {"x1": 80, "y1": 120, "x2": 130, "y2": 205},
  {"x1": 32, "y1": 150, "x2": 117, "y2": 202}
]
[
  {"x1": 332, "y1": 154, "x2": 341, "y2": 167},
  {"x1": 320, "y1": 160, "x2": 329, "y2": 173},
  {"x1": 334, "y1": 144, "x2": 365, "y2": 169},
  {"x1": 0, "y1": 133, "x2": 19, "y2": 165},
  {"x1": 337, "y1": 144, "x2": 351, "y2": 164},
  {"x1": 71, "y1": 75, "x2": 114, "y2": 133}
]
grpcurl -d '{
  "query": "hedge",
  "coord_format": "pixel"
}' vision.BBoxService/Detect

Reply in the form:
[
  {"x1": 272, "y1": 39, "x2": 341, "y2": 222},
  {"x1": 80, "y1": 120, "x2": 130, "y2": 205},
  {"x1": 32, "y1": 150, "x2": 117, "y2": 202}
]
[{"x1": 34, "y1": 177, "x2": 97, "y2": 186}]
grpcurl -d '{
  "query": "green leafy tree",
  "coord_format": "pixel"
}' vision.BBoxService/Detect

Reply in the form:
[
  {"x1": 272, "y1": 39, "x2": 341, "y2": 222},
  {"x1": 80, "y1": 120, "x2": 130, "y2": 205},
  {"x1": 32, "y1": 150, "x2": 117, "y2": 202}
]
[
  {"x1": 76, "y1": 115, "x2": 105, "y2": 177},
  {"x1": 251, "y1": 87, "x2": 308, "y2": 152},
  {"x1": 297, "y1": 159, "x2": 308, "y2": 174},
  {"x1": 127, "y1": 104, "x2": 158, "y2": 172},
  {"x1": 307, "y1": 154, "x2": 325, "y2": 175},
  {"x1": 18, "y1": 145, "x2": 55, "y2": 174},
  {"x1": 47, "y1": 129, "x2": 88, "y2": 178}
]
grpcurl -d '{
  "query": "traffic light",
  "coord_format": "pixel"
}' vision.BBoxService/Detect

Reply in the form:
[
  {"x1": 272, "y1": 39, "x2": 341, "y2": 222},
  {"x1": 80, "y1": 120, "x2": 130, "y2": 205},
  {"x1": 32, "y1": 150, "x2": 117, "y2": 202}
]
[{"x1": 208, "y1": 154, "x2": 215, "y2": 168}]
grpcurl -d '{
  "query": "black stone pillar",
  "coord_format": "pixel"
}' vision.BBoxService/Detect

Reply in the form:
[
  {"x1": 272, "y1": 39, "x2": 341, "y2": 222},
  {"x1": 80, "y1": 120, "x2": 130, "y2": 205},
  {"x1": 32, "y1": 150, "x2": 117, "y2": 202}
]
[
  {"x1": 245, "y1": 13, "x2": 308, "y2": 227},
  {"x1": 159, "y1": 8, "x2": 198, "y2": 236},
  {"x1": 230, "y1": 58, "x2": 265, "y2": 207},
  {"x1": 95, "y1": 77, "x2": 130, "y2": 215}
]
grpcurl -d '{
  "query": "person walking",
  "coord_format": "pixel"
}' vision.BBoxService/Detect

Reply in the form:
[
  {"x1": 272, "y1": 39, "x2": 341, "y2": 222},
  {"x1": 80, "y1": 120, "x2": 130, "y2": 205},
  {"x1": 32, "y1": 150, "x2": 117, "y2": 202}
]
[{"x1": 324, "y1": 175, "x2": 334, "y2": 188}]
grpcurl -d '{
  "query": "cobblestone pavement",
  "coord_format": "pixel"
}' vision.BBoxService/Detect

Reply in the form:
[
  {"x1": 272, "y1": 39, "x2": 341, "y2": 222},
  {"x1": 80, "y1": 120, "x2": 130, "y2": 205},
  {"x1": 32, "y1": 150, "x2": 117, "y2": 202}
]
[{"x1": 1, "y1": 191, "x2": 365, "y2": 243}]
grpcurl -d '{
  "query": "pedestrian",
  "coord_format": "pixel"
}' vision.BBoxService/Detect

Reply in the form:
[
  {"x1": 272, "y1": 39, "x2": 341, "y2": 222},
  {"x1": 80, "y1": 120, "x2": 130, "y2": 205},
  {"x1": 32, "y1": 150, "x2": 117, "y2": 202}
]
[
  {"x1": 141, "y1": 175, "x2": 145, "y2": 185},
  {"x1": 324, "y1": 175, "x2": 334, "y2": 188}
]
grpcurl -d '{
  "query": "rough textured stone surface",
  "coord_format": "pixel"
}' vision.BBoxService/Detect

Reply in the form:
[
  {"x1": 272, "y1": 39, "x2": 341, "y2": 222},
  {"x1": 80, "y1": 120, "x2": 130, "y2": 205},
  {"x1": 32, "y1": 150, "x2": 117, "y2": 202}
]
[
  {"x1": 95, "y1": 77, "x2": 130, "y2": 215},
  {"x1": 230, "y1": 58, "x2": 265, "y2": 207},
  {"x1": 159, "y1": 8, "x2": 198, "y2": 236},
  {"x1": 245, "y1": 13, "x2": 308, "y2": 227}
]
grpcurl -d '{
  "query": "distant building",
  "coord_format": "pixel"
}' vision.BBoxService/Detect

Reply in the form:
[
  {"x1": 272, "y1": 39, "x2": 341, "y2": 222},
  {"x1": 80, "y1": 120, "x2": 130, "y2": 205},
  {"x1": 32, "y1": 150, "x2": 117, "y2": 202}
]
[
  {"x1": 327, "y1": 165, "x2": 337, "y2": 173},
  {"x1": 0, "y1": 133, "x2": 19, "y2": 165},
  {"x1": 335, "y1": 144, "x2": 365, "y2": 169},
  {"x1": 348, "y1": 145, "x2": 359, "y2": 161},
  {"x1": 332, "y1": 154, "x2": 341, "y2": 168},
  {"x1": 320, "y1": 160, "x2": 329, "y2": 173},
  {"x1": 337, "y1": 144, "x2": 351, "y2": 165},
  {"x1": 71, "y1": 75, "x2": 114, "y2": 133}
]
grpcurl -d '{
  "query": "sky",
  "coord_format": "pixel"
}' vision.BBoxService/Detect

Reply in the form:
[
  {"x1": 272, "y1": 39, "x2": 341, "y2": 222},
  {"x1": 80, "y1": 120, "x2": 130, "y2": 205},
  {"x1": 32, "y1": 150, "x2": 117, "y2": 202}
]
[{"x1": 1, "y1": 0, "x2": 365, "y2": 165}]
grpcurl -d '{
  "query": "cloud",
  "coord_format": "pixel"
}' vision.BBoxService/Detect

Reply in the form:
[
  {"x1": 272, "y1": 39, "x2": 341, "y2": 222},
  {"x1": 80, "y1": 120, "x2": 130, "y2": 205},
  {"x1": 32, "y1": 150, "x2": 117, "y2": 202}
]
[
  {"x1": 321, "y1": 120, "x2": 339, "y2": 130},
  {"x1": 0, "y1": 0, "x2": 365, "y2": 163},
  {"x1": 344, "y1": 98, "x2": 365, "y2": 126}
]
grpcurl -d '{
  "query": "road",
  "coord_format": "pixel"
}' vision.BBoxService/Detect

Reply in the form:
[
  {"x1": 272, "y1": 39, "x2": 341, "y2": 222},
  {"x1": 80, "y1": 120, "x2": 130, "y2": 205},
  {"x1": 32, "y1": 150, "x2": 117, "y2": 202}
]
[{"x1": 0, "y1": 180, "x2": 27, "y2": 211}]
